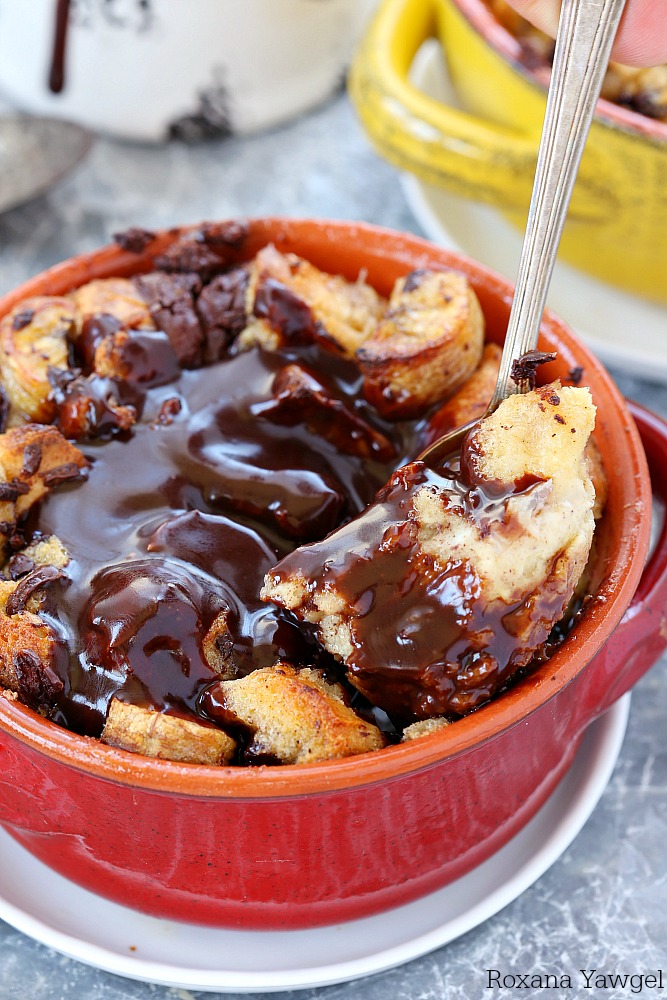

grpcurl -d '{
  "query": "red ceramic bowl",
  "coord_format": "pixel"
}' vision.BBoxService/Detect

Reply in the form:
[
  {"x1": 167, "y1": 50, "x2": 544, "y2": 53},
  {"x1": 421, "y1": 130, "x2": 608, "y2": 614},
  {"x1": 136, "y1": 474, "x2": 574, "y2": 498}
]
[{"x1": 0, "y1": 218, "x2": 665, "y2": 930}]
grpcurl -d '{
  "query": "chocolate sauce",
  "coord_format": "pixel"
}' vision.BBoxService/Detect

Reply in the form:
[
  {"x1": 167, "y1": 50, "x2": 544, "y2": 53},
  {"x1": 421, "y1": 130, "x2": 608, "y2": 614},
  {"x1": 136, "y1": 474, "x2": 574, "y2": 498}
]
[
  {"x1": 34, "y1": 331, "x2": 418, "y2": 737},
  {"x1": 78, "y1": 314, "x2": 123, "y2": 369},
  {"x1": 268, "y1": 459, "x2": 563, "y2": 721},
  {"x1": 49, "y1": 0, "x2": 70, "y2": 93},
  {"x1": 18, "y1": 242, "x2": 584, "y2": 747}
]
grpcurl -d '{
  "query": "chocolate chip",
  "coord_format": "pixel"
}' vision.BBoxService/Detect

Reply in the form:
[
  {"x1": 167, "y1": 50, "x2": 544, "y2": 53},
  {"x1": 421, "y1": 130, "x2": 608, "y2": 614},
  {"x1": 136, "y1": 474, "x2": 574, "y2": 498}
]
[
  {"x1": 197, "y1": 267, "x2": 250, "y2": 360},
  {"x1": 153, "y1": 243, "x2": 226, "y2": 279},
  {"x1": 113, "y1": 227, "x2": 156, "y2": 253},
  {"x1": 200, "y1": 220, "x2": 248, "y2": 249},
  {"x1": 0, "y1": 478, "x2": 31, "y2": 501},
  {"x1": 152, "y1": 221, "x2": 248, "y2": 279},
  {"x1": 0, "y1": 385, "x2": 8, "y2": 434},
  {"x1": 135, "y1": 271, "x2": 204, "y2": 367},
  {"x1": 21, "y1": 443, "x2": 43, "y2": 476},
  {"x1": 8, "y1": 553, "x2": 36, "y2": 580},
  {"x1": 568, "y1": 366, "x2": 584, "y2": 385},
  {"x1": 156, "y1": 397, "x2": 182, "y2": 425},
  {"x1": 11, "y1": 309, "x2": 35, "y2": 331},
  {"x1": 510, "y1": 350, "x2": 557, "y2": 389},
  {"x1": 42, "y1": 463, "x2": 86, "y2": 488},
  {"x1": 13, "y1": 649, "x2": 63, "y2": 711},
  {"x1": 78, "y1": 313, "x2": 123, "y2": 369},
  {"x1": 254, "y1": 278, "x2": 318, "y2": 343},
  {"x1": 402, "y1": 269, "x2": 430, "y2": 293},
  {"x1": 6, "y1": 564, "x2": 66, "y2": 616},
  {"x1": 215, "y1": 631, "x2": 235, "y2": 661}
]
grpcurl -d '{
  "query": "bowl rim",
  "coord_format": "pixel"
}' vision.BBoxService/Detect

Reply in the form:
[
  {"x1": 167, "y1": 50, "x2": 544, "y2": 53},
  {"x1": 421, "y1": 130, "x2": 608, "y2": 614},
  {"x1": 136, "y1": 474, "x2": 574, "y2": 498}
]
[
  {"x1": 0, "y1": 217, "x2": 652, "y2": 798},
  {"x1": 448, "y1": 0, "x2": 667, "y2": 142}
]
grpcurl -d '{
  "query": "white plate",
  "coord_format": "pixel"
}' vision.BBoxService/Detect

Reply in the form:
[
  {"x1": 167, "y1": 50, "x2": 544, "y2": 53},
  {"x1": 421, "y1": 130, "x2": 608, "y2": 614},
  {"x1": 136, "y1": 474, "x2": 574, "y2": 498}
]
[
  {"x1": 0, "y1": 694, "x2": 630, "y2": 993},
  {"x1": 403, "y1": 41, "x2": 667, "y2": 383}
]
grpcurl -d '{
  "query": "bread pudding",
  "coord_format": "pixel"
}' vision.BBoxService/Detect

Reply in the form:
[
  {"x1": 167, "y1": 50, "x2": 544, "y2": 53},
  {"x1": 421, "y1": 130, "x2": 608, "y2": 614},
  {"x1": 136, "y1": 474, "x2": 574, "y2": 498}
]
[
  {"x1": 0, "y1": 221, "x2": 604, "y2": 765},
  {"x1": 263, "y1": 384, "x2": 596, "y2": 719}
]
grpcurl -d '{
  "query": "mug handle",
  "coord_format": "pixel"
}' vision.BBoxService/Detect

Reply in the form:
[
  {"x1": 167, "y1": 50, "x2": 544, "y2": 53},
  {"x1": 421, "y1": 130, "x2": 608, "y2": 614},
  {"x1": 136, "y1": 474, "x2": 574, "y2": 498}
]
[
  {"x1": 348, "y1": 0, "x2": 609, "y2": 219},
  {"x1": 586, "y1": 401, "x2": 667, "y2": 714}
]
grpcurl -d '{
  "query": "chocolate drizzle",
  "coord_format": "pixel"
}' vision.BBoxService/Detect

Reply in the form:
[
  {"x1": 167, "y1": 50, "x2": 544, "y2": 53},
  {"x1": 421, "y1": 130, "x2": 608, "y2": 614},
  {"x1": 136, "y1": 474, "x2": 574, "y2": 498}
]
[
  {"x1": 269, "y1": 457, "x2": 558, "y2": 721},
  {"x1": 510, "y1": 350, "x2": 557, "y2": 390},
  {"x1": 49, "y1": 0, "x2": 70, "y2": 93}
]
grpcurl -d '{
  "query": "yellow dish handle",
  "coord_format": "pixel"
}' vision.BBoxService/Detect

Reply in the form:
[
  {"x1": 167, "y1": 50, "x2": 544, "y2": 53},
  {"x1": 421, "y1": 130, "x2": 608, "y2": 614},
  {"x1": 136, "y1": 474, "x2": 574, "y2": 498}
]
[{"x1": 348, "y1": 0, "x2": 609, "y2": 219}]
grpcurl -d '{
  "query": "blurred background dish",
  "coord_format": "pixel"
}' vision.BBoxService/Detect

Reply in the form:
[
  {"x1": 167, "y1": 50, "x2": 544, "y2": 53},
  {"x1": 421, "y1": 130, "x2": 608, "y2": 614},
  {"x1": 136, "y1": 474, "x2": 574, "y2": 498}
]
[
  {"x1": 348, "y1": 0, "x2": 667, "y2": 304},
  {"x1": 0, "y1": 115, "x2": 92, "y2": 215},
  {"x1": 401, "y1": 40, "x2": 667, "y2": 382},
  {"x1": 0, "y1": 0, "x2": 376, "y2": 142}
]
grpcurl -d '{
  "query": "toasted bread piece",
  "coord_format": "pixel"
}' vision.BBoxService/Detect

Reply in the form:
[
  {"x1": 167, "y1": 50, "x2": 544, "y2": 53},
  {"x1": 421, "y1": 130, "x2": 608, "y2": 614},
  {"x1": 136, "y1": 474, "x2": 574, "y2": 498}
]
[
  {"x1": 586, "y1": 438, "x2": 608, "y2": 520},
  {"x1": 0, "y1": 425, "x2": 88, "y2": 543},
  {"x1": 467, "y1": 383, "x2": 593, "y2": 483},
  {"x1": 101, "y1": 697, "x2": 236, "y2": 765},
  {"x1": 4, "y1": 535, "x2": 69, "y2": 584},
  {"x1": 0, "y1": 297, "x2": 77, "y2": 423},
  {"x1": 357, "y1": 268, "x2": 485, "y2": 419},
  {"x1": 402, "y1": 717, "x2": 451, "y2": 741},
  {"x1": 236, "y1": 318, "x2": 282, "y2": 353},
  {"x1": 69, "y1": 277, "x2": 154, "y2": 332},
  {"x1": 0, "y1": 613, "x2": 60, "y2": 700},
  {"x1": 0, "y1": 576, "x2": 63, "y2": 712},
  {"x1": 21, "y1": 534, "x2": 70, "y2": 570},
  {"x1": 201, "y1": 611, "x2": 239, "y2": 680},
  {"x1": 263, "y1": 383, "x2": 596, "y2": 719},
  {"x1": 92, "y1": 330, "x2": 135, "y2": 379},
  {"x1": 425, "y1": 350, "x2": 607, "y2": 518},
  {"x1": 213, "y1": 662, "x2": 385, "y2": 764},
  {"x1": 241, "y1": 244, "x2": 384, "y2": 357}
]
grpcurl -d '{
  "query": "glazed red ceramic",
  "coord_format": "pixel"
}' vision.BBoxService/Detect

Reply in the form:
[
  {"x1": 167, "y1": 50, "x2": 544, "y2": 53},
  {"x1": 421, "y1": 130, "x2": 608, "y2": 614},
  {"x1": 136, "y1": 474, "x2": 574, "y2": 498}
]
[{"x1": 0, "y1": 219, "x2": 665, "y2": 930}]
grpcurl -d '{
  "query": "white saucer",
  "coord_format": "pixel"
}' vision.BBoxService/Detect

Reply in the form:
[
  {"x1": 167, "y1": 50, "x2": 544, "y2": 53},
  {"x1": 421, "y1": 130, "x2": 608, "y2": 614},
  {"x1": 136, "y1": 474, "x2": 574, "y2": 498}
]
[
  {"x1": 0, "y1": 695, "x2": 630, "y2": 993},
  {"x1": 403, "y1": 41, "x2": 667, "y2": 383}
]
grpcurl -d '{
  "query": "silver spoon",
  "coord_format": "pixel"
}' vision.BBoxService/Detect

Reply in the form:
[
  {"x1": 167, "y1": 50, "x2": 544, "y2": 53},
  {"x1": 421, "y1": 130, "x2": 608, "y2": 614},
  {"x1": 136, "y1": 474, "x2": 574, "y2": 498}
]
[{"x1": 419, "y1": 0, "x2": 627, "y2": 467}]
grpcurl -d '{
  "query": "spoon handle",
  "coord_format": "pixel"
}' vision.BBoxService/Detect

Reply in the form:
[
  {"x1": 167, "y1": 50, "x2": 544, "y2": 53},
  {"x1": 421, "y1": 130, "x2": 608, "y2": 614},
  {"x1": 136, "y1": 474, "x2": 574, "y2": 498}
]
[{"x1": 488, "y1": 0, "x2": 627, "y2": 408}]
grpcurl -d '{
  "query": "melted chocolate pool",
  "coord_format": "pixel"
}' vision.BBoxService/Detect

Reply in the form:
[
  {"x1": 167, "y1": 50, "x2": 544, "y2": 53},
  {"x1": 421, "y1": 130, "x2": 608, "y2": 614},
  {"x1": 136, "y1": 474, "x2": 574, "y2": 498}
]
[{"x1": 34, "y1": 330, "x2": 419, "y2": 737}]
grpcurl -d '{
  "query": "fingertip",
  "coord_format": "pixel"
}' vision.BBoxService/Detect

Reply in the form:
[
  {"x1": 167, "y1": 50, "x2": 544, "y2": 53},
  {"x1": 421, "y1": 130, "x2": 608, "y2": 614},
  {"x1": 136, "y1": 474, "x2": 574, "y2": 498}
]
[
  {"x1": 503, "y1": 0, "x2": 667, "y2": 67},
  {"x1": 611, "y1": 0, "x2": 667, "y2": 66}
]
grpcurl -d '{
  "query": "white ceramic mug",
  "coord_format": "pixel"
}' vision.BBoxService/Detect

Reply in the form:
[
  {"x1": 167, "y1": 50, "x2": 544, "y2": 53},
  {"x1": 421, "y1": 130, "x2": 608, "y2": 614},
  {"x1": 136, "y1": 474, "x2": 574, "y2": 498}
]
[{"x1": 0, "y1": 0, "x2": 376, "y2": 141}]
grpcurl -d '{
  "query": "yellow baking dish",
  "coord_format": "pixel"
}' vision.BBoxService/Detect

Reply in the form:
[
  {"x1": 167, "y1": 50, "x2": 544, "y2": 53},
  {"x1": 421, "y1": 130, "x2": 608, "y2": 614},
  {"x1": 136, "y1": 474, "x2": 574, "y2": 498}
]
[{"x1": 349, "y1": 0, "x2": 667, "y2": 303}]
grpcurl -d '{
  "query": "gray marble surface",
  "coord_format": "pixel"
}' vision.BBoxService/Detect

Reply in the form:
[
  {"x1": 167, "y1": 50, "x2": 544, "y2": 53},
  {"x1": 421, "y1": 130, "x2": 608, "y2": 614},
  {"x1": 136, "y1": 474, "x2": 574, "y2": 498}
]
[{"x1": 0, "y1": 90, "x2": 665, "y2": 1000}]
